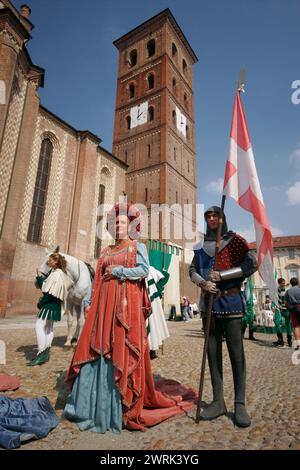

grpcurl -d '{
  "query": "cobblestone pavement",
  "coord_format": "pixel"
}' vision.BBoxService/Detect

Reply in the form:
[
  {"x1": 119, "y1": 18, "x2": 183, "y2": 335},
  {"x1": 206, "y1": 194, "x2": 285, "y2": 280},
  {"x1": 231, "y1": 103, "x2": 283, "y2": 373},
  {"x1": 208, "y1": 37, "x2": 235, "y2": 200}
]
[{"x1": 1, "y1": 316, "x2": 300, "y2": 451}]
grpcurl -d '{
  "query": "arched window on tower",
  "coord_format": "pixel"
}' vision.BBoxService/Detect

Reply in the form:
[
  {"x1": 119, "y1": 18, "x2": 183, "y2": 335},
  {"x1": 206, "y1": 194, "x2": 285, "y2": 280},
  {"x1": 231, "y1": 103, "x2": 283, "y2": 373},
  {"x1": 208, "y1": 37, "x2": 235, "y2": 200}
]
[
  {"x1": 172, "y1": 42, "x2": 178, "y2": 59},
  {"x1": 94, "y1": 184, "x2": 105, "y2": 259},
  {"x1": 186, "y1": 125, "x2": 190, "y2": 140},
  {"x1": 147, "y1": 39, "x2": 156, "y2": 57},
  {"x1": 129, "y1": 83, "x2": 135, "y2": 99},
  {"x1": 147, "y1": 73, "x2": 154, "y2": 90},
  {"x1": 174, "y1": 147, "x2": 177, "y2": 161},
  {"x1": 172, "y1": 110, "x2": 176, "y2": 126},
  {"x1": 148, "y1": 106, "x2": 154, "y2": 122},
  {"x1": 184, "y1": 93, "x2": 188, "y2": 108},
  {"x1": 145, "y1": 187, "x2": 148, "y2": 202},
  {"x1": 27, "y1": 138, "x2": 53, "y2": 243},
  {"x1": 148, "y1": 144, "x2": 151, "y2": 159},
  {"x1": 129, "y1": 49, "x2": 137, "y2": 67},
  {"x1": 182, "y1": 59, "x2": 187, "y2": 75},
  {"x1": 172, "y1": 78, "x2": 177, "y2": 95},
  {"x1": 126, "y1": 116, "x2": 131, "y2": 130}
]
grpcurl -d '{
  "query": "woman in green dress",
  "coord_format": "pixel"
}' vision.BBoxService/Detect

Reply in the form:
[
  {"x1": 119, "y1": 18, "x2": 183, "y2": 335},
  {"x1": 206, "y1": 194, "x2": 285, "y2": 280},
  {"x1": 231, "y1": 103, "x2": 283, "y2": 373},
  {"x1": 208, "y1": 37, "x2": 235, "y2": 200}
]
[{"x1": 29, "y1": 253, "x2": 73, "y2": 366}]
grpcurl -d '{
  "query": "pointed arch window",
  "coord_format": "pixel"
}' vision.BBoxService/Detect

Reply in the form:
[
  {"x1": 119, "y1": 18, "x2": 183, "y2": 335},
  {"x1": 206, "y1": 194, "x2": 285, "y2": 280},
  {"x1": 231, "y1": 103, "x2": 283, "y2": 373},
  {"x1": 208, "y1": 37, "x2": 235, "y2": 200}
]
[
  {"x1": 147, "y1": 39, "x2": 156, "y2": 57},
  {"x1": 129, "y1": 83, "x2": 135, "y2": 99},
  {"x1": 172, "y1": 78, "x2": 177, "y2": 94},
  {"x1": 172, "y1": 110, "x2": 176, "y2": 126},
  {"x1": 172, "y1": 42, "x2": 178, "y2": 58},
  {"x1": 148, "y1": 106, "x2": 154, "y2": 122},
  {"x1": 126, "y1": 116, "x2": 131, "y2": 130},
  {"x1": 27, "y1": 138, "x2": 53, "y2": 243},
  {"x1": 129, "y1": 49, "x2": 137, "y2": 67},
  {"x1": 147, "y1": 73, "x2": 154, "y2": 90},
  {"x1": 186, "y1": 125, "x2": 190, "y2": 140}
]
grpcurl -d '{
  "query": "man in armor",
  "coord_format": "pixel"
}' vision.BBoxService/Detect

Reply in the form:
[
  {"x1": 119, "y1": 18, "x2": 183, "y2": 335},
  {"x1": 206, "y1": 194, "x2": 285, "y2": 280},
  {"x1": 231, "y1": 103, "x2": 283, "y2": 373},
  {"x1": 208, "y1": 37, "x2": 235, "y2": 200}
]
[{"x1": 189, "y1": 206, "x2": 258, "y2": 427}]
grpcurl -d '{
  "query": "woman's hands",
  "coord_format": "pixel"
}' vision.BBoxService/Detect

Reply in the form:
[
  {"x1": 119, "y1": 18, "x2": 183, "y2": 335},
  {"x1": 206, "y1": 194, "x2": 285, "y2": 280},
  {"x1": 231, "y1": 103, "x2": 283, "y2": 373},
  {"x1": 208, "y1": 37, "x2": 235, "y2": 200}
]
[
  {"x1": 36, "y1": 268, "x2": 42, "y2": 277},
  {"x1": 103, "y1": 265, "x2": 119, "y2": 281}
]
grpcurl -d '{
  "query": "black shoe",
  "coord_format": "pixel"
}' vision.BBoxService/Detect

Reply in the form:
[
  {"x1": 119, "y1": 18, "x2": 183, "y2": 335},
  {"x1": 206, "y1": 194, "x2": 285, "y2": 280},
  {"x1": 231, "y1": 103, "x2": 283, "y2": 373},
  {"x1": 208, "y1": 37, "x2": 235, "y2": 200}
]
[
  {"x1": 249, "y1": 332, "x2": 257, "y2": 341},
  {"x1": 200, "y1": 400, "x2": 227, "y2": 421},
  {"x1": 150, "y1": 350, "x2": 158, "y2": 360},
  {"x1": 287, "y1": 336, "x2": 293, "y2": 348},
  {"x1": 273, "y1": 340, "x2": 284, "y2": 347},
  {"x1": 234, "y1": 402, "x2": 251, "y2": 428}
]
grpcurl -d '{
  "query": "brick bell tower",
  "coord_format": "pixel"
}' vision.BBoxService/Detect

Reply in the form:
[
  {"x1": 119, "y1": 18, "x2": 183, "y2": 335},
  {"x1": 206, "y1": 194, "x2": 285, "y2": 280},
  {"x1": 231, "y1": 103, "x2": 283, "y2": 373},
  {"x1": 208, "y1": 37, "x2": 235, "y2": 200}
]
[{"x1": 112, "y1": 9, "x2": 198, "y2": 245}]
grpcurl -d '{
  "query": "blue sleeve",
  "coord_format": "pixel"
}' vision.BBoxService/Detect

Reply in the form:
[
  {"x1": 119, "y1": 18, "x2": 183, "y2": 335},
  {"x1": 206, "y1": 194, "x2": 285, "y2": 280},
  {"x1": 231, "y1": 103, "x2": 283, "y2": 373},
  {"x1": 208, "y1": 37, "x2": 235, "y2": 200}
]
[
  {"x1": 112, "y1": 243, "x2": 150, "y2": 281},
  {"x1": 82, "y1": 283, "x2": 93, "y2": 309}
]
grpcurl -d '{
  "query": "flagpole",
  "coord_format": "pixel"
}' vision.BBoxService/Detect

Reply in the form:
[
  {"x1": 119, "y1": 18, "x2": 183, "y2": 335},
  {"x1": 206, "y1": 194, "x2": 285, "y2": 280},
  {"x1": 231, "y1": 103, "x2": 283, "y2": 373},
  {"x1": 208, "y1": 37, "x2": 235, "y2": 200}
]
[{"x1": 195, "y1": 194, "x2": 226, "y2": 423}]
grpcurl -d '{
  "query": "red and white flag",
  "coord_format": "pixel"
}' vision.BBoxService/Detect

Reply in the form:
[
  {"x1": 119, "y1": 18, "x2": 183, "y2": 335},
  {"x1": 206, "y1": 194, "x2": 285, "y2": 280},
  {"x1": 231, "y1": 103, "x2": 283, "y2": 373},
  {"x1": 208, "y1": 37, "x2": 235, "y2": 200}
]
[{"x1": 223, "y1": 92, "x2": 277, "y2": 303}]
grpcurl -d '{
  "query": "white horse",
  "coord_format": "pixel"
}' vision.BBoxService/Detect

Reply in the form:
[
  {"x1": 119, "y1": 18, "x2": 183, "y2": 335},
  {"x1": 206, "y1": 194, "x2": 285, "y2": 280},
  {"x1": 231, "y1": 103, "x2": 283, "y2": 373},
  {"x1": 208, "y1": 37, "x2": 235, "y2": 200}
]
[{"x1": 40, "y1": 246, "x2": 93, "y2": 346}]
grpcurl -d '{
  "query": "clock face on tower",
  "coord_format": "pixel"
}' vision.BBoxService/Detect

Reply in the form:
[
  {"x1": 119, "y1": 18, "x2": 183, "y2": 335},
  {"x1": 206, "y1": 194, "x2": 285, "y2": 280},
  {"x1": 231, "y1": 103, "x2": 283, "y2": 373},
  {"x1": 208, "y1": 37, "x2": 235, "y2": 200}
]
[
  {"x1": 175, "y1": 106, "x2": 186, "y2": 137},
  {"x1": 130, "y1": 101, "x2": 148, "y2": 128}
]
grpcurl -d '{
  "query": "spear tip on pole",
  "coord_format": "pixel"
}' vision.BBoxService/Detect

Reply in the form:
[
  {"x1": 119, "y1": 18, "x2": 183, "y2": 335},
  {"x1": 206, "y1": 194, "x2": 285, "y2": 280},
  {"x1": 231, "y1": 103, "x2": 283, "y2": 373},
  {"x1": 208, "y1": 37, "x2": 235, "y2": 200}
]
[{"x1": 237, "y1": 67, "x2": 246, "y2": 93}]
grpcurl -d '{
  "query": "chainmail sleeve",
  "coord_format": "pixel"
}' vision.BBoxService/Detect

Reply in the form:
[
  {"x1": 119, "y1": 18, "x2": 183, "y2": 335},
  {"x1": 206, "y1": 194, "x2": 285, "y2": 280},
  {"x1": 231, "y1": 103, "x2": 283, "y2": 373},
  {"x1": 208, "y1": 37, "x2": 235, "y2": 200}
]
[{"x1": 189, "y1": 254, "x2": 205, "y2": 286}]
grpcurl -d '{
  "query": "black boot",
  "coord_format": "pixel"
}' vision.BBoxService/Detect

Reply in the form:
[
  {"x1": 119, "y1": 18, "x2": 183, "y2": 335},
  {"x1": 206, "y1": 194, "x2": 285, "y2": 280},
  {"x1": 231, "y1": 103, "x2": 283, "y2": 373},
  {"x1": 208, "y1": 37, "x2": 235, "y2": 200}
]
[
  {"x1": 225, "y1": 318, "x2": 250, "y2": 427},
  {"x1": 248, "y1": 330, "x2": 256, "y2": 341},
  {"x1": 287, "y1": 335, "x2": 293, "y2": 348},
  {"x1": 201, "y1": 319, "x2": 227, "y2": 421},
  {"x1": 234, "y1": 401, "x2": 251, "y2": 427},
  {"x1": 273, "y1": 333, "x2": 284, "y2": 347}
]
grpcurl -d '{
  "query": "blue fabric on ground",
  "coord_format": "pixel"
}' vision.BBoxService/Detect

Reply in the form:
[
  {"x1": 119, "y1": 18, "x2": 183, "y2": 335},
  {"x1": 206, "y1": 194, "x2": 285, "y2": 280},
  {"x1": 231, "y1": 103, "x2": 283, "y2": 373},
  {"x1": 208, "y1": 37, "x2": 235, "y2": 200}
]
[
  {"x1": 64, "y1": 356, "x2": 122, "y2": 434},
  {"x1": 0, "y1": 396, "x2": 59, "y2": 449}
]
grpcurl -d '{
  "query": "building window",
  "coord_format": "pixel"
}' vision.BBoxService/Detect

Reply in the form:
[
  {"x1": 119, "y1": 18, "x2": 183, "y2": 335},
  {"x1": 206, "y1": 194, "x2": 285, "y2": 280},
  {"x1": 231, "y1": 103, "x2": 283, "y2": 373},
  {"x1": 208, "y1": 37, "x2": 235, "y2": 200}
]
[
  {"x1": 129, "y1": 49, "x2": 137, "y2": 67},
  {"x1": 148, "y1": 144, "x2": 151, "y2": 159},
  {"x1": 172, "y1": 110, "x2": 176, "y2": 126},
  {"x1": 27, "y1": 138, "x2": 53, "y2": 243},
  {"x1": 288, "y1": 268, "x2": 298, "y2": 279},
  {"x1": 172, "y1": 78, "x2": 176, "y2": 94},
  {"x1": 174, "y1": 147, "x2": 177, "y2": 161},
  {"x1": 176, "y1": 191, "x2": 178, "y2": 203},
  {"x1": 147, "y1": 39, "x2": 156, "y2": 57},
  {"x1": 187, "y1": 160, "x2": 190, "y2": 172},
  {"x1": 172, "y1": 42, "x2": 178, "y2": 58},
  {"x1": 184, "y1": 93, "x2": 188, "y2": 108},
  {"x1": 186, "y1": 125, "x2": 190, "y2": 139},
  {"x1": 129, "y1": 83, "x2": 135, "y2": 99},
  {"x1": 94, "y1": 184, "x2": 105, "y2": 259},
  {"x1": 182, "y1": 59, "x2": 187, "y2": 75},
  {"x1": 126, "y1": 116, "x2": 131, "y2": 130},
  {"x1": 148, "y1": 106, "x2": 154, "y2": 121},
  {"x1": 147, "y1": 73, "x2": 154, "y2": 90},
  {"x1": 145, "y1": 187, "x2": 148, "y2": 202},
  {"x1": 125, "y1": 151, "x2": 128, "y2": 164},
  {"x1": 288, "y1": 248, "x2": 295, "y2": 259}
]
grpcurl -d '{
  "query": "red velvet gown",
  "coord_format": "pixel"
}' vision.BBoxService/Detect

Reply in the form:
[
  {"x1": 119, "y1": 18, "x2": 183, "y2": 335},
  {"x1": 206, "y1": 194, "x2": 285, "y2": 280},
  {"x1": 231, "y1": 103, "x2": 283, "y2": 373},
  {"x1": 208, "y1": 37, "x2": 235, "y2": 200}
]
[{"x1": 67, "y1": 240, "x2": 196, "y2": 431}]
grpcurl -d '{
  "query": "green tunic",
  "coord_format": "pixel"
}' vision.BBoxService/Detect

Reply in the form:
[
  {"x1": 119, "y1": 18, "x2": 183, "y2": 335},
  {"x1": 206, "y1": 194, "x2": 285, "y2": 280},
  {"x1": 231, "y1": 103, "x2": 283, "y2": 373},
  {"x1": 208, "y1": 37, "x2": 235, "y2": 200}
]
[{"x1": 36, "y1": 275, "x2": 62, "y2": 322}]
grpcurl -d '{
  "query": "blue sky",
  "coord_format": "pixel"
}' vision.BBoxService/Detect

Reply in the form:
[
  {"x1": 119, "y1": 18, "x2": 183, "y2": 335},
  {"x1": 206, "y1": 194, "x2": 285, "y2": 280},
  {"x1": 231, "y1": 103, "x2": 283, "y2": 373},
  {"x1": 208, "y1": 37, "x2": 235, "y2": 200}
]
[{"x1": 14, "y1": 0, "x2": 300, "y2": 241}]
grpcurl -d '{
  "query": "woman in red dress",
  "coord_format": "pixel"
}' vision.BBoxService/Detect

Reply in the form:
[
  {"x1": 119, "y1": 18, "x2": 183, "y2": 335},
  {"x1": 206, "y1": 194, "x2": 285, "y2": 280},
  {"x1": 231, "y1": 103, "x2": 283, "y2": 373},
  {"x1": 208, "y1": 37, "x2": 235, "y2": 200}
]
[{"x1": 64, "y1": 203, "x2": 196, "y2": 433}]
